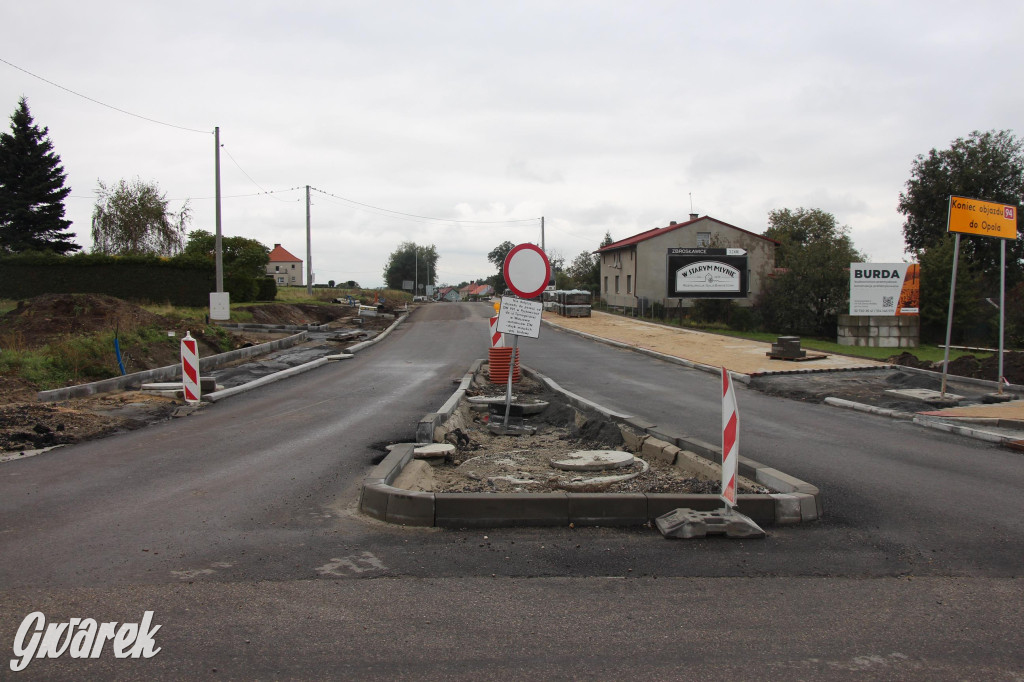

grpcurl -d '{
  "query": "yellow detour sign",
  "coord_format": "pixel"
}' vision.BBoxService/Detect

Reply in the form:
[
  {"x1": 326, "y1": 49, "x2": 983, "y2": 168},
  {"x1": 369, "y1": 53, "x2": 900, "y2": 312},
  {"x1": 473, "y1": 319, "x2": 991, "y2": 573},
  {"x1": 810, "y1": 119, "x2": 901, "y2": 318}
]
[{"x1": 947, "y1": 196, "x2": 1018, "y2": 239}]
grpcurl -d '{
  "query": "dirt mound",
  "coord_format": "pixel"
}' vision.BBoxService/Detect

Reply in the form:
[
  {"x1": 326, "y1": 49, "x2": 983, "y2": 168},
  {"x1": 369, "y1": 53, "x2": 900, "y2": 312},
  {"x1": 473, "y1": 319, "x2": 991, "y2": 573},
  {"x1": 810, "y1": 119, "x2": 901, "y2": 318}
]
[
  {"x1": 1, "y1": 293, "x2": 169, "y2": 349},
  {"x1": 241, "y1": 304, "x2": 348, "y2": 326},
  {"x1": 889, "y1": 351, "x2": 1024, "y2": 384}
]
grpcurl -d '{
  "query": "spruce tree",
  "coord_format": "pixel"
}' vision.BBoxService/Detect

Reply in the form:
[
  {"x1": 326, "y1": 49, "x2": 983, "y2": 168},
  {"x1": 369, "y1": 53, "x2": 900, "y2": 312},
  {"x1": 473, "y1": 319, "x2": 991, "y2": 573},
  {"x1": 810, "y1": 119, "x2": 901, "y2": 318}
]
[{"x1": 0, "y1": 97, "x2": 79, "y2": 254}]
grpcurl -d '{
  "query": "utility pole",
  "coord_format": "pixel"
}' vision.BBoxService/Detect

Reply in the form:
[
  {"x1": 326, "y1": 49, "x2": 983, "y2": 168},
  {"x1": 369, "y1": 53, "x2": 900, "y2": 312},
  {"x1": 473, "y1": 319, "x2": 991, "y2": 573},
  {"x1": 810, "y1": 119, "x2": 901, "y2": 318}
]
[
  {"x1": 214, "y1": 127, "x2": 223, "y2": 293},
  {"x1": 306, "y1": 185, "x2": 312, "y2": 297}
]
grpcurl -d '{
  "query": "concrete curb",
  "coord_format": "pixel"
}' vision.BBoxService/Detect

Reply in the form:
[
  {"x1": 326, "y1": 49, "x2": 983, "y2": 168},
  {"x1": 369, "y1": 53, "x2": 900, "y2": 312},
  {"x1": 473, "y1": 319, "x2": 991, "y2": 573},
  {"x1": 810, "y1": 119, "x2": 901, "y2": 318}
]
[
  {"x1": 216, "y1": 322, "x2": 330, "y2": 332},
  {"x1": 823, "y1": 396, "x2": 1024, "y2": 446},
  {"x1": 203, "y1": 358, "x2": 330, "y2": 402},
  {"x1": 37, "y1": 331, "x2": 310, "y2": 402},
  {"x1": 204, "y1": 314, "x2": 410, "y2": 403},
  {"x1": 359, "y1": 361, "x2": 823, "y2": 529},
  {"x1": 896, "y1": 364, "x2": 1024, "y2": 392},
  {"x1": 823, "y1": 397, "x2": 914, "y2": 420},
  {"x1": 38, "y1": 313, "x2": 409, "y2": 404}
]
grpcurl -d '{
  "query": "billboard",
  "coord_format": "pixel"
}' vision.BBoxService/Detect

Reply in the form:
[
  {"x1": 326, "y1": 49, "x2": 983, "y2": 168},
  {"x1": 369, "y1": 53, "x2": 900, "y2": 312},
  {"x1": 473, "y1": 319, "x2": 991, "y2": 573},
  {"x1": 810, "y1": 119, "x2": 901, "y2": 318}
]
[
  {"x1": 667, "y1": 248, "x2": 748, "y2": 299},
  {"x1": 849, "y1": 263, "x2": 919, "y2": 316}
]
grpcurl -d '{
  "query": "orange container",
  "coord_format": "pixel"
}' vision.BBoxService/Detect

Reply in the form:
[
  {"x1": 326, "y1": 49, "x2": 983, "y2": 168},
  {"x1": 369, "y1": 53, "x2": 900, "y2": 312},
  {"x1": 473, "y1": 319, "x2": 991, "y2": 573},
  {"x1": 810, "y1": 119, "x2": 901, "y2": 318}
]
[{"x1": 488, "y1": 347, "x2": 520, "y2": 384}]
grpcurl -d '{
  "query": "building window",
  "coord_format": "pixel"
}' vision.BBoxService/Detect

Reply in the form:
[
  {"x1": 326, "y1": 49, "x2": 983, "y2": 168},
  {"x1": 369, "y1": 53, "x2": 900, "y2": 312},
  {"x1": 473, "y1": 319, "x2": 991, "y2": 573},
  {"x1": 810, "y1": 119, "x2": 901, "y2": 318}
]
[
  {"x1": 614, "y1": 275, "x2": 619, "y2": 294},
  {"x1": 697, "y1": 232, "x2": 711, "y2": 247},
  {"x1": 604, "y1": 276, "x2": 608, "y2": 293},
  {"x1": 626, "y1": 274, "x2": 632, "y2": 294}
]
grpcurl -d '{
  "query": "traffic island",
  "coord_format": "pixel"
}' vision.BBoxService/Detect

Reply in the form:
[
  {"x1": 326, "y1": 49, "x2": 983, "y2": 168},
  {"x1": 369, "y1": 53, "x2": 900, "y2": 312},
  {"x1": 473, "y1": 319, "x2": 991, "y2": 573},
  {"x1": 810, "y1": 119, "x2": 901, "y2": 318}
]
[{"x1": 360, "y1": 362, "x2": 822, "y2": 529}]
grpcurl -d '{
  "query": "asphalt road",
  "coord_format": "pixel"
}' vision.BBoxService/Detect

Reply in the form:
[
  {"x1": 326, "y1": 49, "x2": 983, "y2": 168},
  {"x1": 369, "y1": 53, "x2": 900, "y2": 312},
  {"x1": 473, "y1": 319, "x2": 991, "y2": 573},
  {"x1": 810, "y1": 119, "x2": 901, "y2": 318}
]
[{"x1": 1, "y1": 302, "x2": 1021, "y2": 680}]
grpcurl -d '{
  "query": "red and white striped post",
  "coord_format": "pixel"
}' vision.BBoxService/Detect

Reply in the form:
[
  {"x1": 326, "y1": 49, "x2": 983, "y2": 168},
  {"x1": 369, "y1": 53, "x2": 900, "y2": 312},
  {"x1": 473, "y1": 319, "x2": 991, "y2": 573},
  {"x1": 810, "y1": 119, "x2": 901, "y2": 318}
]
[
  {"x1": 721, "y1": 367, "x2": 739, "y2": 509},
  {"x1": 181, "y1": 331, "x2": 201, "y2": 405},
  {"x1": 489, "y1": 316, "x2": 504, "y2": 348}
]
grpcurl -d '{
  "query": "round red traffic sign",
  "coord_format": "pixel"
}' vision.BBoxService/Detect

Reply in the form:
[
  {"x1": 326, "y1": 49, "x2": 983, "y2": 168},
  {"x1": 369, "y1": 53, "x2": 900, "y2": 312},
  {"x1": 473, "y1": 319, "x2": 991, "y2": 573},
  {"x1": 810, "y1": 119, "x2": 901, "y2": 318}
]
[{"x1": 502, "y1": 243, "x2": 551, "y2": 299}]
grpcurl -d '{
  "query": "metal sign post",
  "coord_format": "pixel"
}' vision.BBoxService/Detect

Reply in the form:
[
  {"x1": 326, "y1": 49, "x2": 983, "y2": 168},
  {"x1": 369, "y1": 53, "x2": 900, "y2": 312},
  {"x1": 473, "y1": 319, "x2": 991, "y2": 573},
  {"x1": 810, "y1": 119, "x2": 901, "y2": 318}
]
[
  {"x1": 503, "y1": 334, "x2": 520, "y2": 429},
  {"x1": 490, "y1": 244, "x2": 550, "y2": 435},
  {"x1": 943, "y1": 196, "x2": 1017, "y2": 397}
]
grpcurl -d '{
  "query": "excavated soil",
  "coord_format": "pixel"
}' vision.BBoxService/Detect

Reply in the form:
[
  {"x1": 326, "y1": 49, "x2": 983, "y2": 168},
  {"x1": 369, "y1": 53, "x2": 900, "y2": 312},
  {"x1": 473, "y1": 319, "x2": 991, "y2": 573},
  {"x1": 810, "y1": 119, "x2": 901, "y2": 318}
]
[
  {"x1": 394, "y1": 372, "x2": 768, "y2": 496},
  {"x1": 0, "y1": 293, "x2": 378, "y2": 455}
]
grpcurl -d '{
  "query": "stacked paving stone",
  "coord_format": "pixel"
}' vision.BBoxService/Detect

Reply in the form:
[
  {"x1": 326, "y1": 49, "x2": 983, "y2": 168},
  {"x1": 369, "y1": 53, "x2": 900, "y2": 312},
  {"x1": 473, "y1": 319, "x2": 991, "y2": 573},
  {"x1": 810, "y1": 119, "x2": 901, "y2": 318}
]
[
  {"x1": 768, "y1": 336, "x2": 806, "y2": 359},
  {"x1": 543, "y1": 289, "x2": 592, "y2": 317}
]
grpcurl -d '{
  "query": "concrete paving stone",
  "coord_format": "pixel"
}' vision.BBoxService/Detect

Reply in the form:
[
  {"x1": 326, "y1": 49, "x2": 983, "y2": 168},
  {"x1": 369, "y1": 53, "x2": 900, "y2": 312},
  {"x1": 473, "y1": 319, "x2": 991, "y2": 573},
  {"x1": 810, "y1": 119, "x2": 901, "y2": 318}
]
[
  {"x1": 435, "y1": 493, "x2": 569, "y2": 528},
  {"x1": 661, "y1": 444, "x2": 682, "y2": 466},
  {"x1": 567, "y1": 493, "x2": 648, "y2": 526},
  {"x1": 359, "y1": 483, "x2": 391, "y2": 521},
  {"x1": 771, "y1": 493, "x2": 803, "y2": 524},
  {"x1": 386, "y1": 489, "x2": 436, "y2": 526},
  {"x1": 641, "y1": 438, "x2": 672, "y2": 463},
  {"x1": 369, "y1": 444, "x2": 413, "y2": 484},
  {"x1": 618, "y1": 424, "x2": 649, "y2": 452}
]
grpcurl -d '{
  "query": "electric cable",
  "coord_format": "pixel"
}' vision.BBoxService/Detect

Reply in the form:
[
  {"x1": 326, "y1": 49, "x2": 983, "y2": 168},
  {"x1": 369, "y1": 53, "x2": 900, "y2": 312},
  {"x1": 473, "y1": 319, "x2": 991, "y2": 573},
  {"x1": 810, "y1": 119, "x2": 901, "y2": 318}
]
[{"x1": 0, "y1": 56, "x2": 210, "y2": 135}]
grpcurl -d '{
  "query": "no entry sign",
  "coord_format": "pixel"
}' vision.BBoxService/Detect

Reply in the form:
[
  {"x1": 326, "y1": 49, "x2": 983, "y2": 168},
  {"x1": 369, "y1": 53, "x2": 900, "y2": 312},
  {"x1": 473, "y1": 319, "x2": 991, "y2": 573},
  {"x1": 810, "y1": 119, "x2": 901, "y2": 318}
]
[{"x1": 502, "y1": 243, "x2": 550, "y2": 299}]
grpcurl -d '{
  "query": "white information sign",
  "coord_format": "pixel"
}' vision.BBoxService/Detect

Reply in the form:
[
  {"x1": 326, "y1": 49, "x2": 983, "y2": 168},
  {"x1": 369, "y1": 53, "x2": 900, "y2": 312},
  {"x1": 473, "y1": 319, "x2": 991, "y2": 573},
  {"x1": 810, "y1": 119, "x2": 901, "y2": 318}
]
[
  {"x1": 496, "y1": 296, "x2": 543, "y2": 339},
  {"x1": 849, "y1": 263, "x2": 919, "y2": 316},
  {"x1": 209, "y1": 292, "x2": 231, "y2": 320}
]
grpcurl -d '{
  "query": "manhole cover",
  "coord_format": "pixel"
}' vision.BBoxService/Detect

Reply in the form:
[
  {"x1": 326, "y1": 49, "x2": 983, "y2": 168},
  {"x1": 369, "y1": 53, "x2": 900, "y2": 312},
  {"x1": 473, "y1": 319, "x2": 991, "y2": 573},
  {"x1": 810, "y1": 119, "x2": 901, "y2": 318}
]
[{"x1": 550, "y1": 450, "x2": 634, "y2": 471}]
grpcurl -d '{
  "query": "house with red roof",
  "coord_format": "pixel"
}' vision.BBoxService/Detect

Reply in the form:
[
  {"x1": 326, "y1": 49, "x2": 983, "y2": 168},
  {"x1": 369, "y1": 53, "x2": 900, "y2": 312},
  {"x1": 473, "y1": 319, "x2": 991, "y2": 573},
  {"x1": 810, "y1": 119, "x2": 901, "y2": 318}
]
[
  {"x1": 458, "y1": 282, "x2": 494, "y2": 300},
  {"x1": 266, "y1": 244, "x2": 304, "y2": 287},
  {"x1": 596, "y1": 214, "x2": 777, "y2": 310}
]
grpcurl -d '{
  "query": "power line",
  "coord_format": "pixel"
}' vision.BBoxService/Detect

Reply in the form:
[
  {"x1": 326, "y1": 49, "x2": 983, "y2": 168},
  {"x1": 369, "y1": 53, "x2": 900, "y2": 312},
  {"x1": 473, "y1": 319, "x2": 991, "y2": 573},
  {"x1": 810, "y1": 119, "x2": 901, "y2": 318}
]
[
  {"x1": 221, "y1": 146, "x2": 303, "y2": 203},
  {"x1": 0, "y1": 56, "x2": 210, "y2": 135},
  {"x1": 309, "y1": 186, "x2": 540, "y2": 226}
]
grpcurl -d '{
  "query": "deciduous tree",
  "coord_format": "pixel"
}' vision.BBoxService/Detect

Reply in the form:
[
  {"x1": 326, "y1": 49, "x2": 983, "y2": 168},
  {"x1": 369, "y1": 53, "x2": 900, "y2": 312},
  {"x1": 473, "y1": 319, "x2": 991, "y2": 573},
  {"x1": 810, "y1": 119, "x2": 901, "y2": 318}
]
[
  {"x1": 91, "y1": 178, "x2": 190, "y2": 256},
  {"x1": 898, "y1": 130, "x2": 1024, "y2": 278},
  {"x1": 759, "y1": 208, "x2": 864, "y2": 336},
  {"x1": 382, "y1": 242, "x2": 437, "y2": 293}
]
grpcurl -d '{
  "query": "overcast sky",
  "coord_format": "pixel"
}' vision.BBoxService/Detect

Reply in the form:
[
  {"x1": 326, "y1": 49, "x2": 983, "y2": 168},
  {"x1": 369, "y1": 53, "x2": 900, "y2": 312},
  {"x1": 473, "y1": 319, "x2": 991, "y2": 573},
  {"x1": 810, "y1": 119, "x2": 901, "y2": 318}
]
[{"x1": 3, "y1": 1, "x2": 1021, "y2": 288}]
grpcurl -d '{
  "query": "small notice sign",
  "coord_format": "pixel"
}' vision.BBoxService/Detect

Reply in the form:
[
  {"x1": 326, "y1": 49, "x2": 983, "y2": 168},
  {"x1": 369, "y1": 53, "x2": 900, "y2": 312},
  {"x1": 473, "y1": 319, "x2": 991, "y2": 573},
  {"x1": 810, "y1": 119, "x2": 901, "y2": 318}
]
[
  {"x1": 209, "y1": 292, "x2": 230, "y2": 320},
  {"x1": 496, "y1": 296, "x2": 543, "y2": 339}
]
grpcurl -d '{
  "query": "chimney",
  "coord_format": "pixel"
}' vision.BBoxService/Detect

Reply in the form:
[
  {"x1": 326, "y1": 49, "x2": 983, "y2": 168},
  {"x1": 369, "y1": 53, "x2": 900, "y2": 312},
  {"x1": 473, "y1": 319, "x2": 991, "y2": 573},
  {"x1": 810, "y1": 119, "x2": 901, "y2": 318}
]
[{"x1": 689, "y1": 213, "x2": 699, "y2": 221}]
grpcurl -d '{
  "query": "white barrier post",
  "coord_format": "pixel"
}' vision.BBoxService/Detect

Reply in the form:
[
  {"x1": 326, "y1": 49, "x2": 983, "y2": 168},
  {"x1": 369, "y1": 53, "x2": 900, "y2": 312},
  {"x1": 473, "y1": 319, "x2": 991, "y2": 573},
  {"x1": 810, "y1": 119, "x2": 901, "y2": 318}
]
[
  {"x1": 721, "y1": 367, "x2": 738, "y2": 509},
  {"x1": 181, "y1": 331, "x2": 201, "y2": 404},
  {"x1": 489, "y1": 316, "x2": 504, "y2": 348}
]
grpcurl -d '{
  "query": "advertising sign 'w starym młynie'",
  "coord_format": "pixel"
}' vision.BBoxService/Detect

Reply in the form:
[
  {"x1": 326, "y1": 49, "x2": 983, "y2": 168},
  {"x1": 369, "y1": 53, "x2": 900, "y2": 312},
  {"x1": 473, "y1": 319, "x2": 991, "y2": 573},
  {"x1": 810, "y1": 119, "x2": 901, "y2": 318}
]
[{"x1": 849, "y1": 263, "x2": 920, "y2": 316}]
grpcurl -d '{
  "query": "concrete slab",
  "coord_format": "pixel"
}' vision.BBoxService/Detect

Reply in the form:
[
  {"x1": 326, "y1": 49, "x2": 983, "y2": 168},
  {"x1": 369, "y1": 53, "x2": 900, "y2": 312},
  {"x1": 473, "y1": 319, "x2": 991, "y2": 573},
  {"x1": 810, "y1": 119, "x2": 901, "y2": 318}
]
[{"x1": 886, "y1": 388, "x2": 963, "y2": 405}]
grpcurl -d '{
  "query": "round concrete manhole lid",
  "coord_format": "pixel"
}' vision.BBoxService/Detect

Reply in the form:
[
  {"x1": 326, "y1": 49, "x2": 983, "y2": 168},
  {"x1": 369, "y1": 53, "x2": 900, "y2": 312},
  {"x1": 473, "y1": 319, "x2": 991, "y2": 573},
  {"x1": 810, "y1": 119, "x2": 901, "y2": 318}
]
[
  {"x1": 413, "y1": 443, "x2": 456, "y2": 458},
  {"x1": 550, "y1": 450, "x2": 634, "y2": 471}
]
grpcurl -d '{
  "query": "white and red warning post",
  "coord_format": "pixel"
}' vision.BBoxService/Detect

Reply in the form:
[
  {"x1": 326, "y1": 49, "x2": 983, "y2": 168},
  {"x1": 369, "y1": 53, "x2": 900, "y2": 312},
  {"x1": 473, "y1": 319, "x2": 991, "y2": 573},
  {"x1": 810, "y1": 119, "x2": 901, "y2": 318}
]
[
  {"x1": 180, "y1": 331, "x2": 201, "y2": 404},
  {"x1": 721, "y1": 367, "x2": 739, "y2": 508}
]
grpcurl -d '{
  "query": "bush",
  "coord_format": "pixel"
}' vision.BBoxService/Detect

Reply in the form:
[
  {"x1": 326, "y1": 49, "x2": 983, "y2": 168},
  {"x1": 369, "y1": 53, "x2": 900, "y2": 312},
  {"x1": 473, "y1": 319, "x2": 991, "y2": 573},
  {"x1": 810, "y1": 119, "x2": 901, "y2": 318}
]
[{"x1": 256, "y1": 277, "x2": 278, "y2": 301}]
